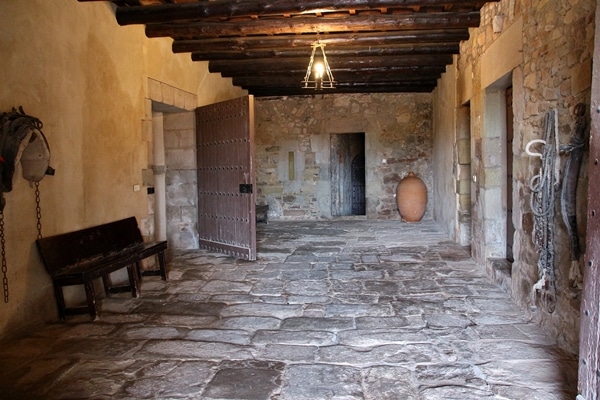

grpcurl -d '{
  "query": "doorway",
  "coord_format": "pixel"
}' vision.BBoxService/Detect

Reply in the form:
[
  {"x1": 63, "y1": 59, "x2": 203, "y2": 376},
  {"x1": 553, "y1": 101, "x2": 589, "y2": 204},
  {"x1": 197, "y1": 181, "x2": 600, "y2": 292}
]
[{"x1": 331, "y1": 132, "x2": 366, "y2": 217}]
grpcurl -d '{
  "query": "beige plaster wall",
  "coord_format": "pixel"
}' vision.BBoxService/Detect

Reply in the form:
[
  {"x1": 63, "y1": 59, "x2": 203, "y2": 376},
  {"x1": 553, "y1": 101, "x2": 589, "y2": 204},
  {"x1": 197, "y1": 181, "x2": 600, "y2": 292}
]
[
  {"x1": 436, "y1": 0, "x2": 595, "y2": 354},
  {"x1": 0, "y1": 0, "x2": 244, "y2": 338}
]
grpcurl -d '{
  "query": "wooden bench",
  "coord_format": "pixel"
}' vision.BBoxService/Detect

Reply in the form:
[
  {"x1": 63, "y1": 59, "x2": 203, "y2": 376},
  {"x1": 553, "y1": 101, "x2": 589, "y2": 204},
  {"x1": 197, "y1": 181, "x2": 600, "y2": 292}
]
[{"x1": 36, "y1": 216, "x2": 168, "y2": 321}]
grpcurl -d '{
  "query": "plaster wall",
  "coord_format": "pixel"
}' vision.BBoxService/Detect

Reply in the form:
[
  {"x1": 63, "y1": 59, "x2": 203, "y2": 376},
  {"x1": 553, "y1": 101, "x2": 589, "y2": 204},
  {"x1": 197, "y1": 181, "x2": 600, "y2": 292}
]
[
  {"x1": 255, "y1": 94, "x2": 433, "y2": 220},
  {"x1": 0, "y1": 0, "x2": 243, "y2": 338},
  {"x1": 439, "y1": 0, "x2": 595, "y2": 354}
]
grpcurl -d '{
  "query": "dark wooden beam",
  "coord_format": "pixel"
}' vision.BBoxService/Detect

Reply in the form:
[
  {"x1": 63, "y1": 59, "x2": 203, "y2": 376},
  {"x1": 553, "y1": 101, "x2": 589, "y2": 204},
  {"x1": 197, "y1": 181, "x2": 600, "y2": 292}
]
[
  {"x1": 146, "y1": 12, "x2": 481, "y2": 39},
  {"x1": 218, "y1": 64, "x2": 448, "y2": 78},
  {"x1": 115, "y1": 0, "x2": 499, "y2": 25},
  {"x1": 207, "y1": 54, "x2": 453, "y2": 74},
  {"x1": 232, "y1": 72, "x2": 443, "y2": 87},
  {"x1": 190, "y1": 43, "x2": 459, "y2": 61},
  {"x1": 173, "y1": 29, "x2": 470, "y2": 53},
  {"x1": 247, "y1": 83, "x2": 436, "y2": 97}
]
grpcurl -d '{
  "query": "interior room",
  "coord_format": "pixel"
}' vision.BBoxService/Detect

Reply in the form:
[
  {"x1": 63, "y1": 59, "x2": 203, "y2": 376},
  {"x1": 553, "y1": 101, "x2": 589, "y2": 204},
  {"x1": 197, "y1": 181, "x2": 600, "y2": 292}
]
[{"x1": 0, "y1": 0, "x2": 598, "y2": 398}]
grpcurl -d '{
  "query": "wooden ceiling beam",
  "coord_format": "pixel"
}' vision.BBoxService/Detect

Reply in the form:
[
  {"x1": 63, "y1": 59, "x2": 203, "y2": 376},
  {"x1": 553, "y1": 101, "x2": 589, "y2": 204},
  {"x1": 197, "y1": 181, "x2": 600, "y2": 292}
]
[
  {"x1": 209, "y1": 55, "x2": 452, "y2": 74},
  {"x1": 218, "y1": 64, "x2": 447, "y2": 78},
  {"x1": 190, "y1": 43, "x2": 459, "y2": 61},
  {"x1": 146, "y1": 12, "x2": 481, "y2": 39},
  {"x1": 173, "y1": 29, "x2": 469, "y2": 53},
  {"x1": 232, "y1": 72, "x2": 442, "y2": 87},
  {"x1": 113, "y1": 0, "x2": 499, "y2": 25},
  {"x1": 247, "y1": 83, "x2": 436, "y2": 97},
  {"x1": 251, "y1": 79, "x2": 439, "y2": 88}
]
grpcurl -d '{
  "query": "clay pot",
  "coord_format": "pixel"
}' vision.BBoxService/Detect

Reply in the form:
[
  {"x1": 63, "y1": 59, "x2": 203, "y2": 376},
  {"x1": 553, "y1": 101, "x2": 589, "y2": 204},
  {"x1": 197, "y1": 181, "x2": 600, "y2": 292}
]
[{"x1": 396, "y1": 172, "x2": 427, "y2": 222}]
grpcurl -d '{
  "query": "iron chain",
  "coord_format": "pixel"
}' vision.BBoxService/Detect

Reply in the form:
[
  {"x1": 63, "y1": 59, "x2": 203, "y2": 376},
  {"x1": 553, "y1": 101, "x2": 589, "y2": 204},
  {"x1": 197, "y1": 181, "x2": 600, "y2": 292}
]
[
  {"x1": 35, "y1": 181, "x2": 42, "y2": 239},
  {"x1": 1, "y1": 211, "x2": 7, "y2": 303}
]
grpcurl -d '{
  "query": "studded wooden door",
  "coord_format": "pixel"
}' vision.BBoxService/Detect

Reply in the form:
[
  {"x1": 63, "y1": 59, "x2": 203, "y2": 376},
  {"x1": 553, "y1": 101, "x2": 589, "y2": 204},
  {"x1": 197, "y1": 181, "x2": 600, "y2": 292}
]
[
  {"x1": 578, "y1": 5, "x2": 600, "y2": 399},
  {"x1": 196, "y1": 96, "x2": 256, "y2": 261}
]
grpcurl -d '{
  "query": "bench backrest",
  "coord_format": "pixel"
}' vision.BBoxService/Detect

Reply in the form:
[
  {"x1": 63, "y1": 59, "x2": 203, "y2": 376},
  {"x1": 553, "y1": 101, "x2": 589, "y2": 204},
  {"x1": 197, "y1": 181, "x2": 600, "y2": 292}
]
[{"x1": 36, "y1": 216, "x2": 144, "y2": 276}]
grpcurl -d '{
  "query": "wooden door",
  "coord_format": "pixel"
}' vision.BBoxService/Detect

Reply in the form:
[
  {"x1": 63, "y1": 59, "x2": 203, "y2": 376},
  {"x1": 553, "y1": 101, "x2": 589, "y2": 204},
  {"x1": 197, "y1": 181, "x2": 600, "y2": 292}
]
[
  {"x1": 578, "y1": 5, "x2": 600, "y2": 399},
  {"x1": 196, "y1": 96, "x2": 256, "y2": 260}
]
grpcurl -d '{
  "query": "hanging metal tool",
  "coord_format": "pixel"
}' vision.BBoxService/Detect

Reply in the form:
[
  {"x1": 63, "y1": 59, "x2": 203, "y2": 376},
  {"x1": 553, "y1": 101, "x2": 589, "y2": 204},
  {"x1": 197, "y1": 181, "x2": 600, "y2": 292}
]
[{"x1": 527, "y1": 109, "x2": 559, "y2": 313}]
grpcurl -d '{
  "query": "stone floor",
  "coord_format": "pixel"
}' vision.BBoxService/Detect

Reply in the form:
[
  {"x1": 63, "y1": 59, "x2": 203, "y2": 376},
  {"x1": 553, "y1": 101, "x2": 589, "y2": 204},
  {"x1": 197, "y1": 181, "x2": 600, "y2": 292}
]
[{"x1": 0, "y1": 220, "x2": 578, "y2": 399}]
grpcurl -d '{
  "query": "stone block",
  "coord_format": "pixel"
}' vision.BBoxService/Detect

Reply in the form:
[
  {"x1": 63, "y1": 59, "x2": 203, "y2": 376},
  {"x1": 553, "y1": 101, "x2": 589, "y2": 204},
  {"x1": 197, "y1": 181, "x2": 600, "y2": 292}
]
[
  {"x1": 458, "y1": 139, "x2": 471, "y2": 164},
  {"x1": 177, "y1": 129, "x2": 196, "y2": 149},
  {"x1": 261, "y1": 186, "x2": 283, "y2": 195},
  {"x1": 164, "y1": 112, "x2": 195, "y2": 130},
  {"x1": 173, "y1": 88, "x2": 186, "y2": 110},
  {"x1": 161, "y1": 83, "x2": 175, "y2": 105},
  {"x1": 166, "y1": 182, "x2": 197, "y2": 207},
  {"x1": 459, "y1": 194, "x2": 471, "y2": 210},
  {"x1": 184, "y1": 92, "x2": 197, "y2": 110},
  {"x1": 163, "y1": 130, "x2": 179, "y2": 149},
  {"x1": 482, "y1": 187, "x2": 503, "y2": 218},
  {"x1": 482, "y1": 167, "x2": 502, "y2": 187},
  {"x1": 148, "y1": 78, "x2": 162, "y2": 102},
  {"x1": 456, "y1": 179, "x2": 471, "y2": 195},
  {"x1": 571, "y1": 58, "x2": 592, "y2": 94},
  {"x1": 166, "y1": 148, "x2": 196, "y2": 169},
  {"x1": 283, "y1": 210, "x2": 307, "y2": 218}
]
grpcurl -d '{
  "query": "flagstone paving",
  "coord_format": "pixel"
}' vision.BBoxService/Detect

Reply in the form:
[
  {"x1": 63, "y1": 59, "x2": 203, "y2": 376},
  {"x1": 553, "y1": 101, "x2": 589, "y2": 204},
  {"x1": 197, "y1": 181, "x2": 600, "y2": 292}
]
[{"x1": 0, "y1": 220, "x2": 578, "y2": 399}]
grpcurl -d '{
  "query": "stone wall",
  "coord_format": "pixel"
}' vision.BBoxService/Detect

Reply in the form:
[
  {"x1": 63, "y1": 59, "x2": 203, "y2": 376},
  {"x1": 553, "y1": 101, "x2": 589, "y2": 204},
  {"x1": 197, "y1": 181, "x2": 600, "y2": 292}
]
[
  {"x1": 451, "y1": 0, "x2": 595, "y2": 354},
  {"x1": 164, "y1": 111, "x2": 199, "y2": 249},
  {"x1": 255, "y1": 94, "x2": 433, "y2": 220}
]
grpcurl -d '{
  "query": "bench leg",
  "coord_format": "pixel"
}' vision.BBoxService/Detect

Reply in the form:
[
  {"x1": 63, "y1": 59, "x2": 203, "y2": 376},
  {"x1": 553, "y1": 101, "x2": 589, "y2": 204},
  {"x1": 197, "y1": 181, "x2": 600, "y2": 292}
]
[
  {"x1": 128, "y1": 263, "x2": 140, "y2": 298},
  {"x1": 52, "y1": 280, "x2": 67, "y2": 321},
  {"x1": 102, "y1": 274, "x2": 113, "y2": 298},
  {"x1": 157, "y1": 251, "x2": 168, "y2": 282},
  {"x1": 83, "y1": 281, "x2": 99, "y2": 321}
]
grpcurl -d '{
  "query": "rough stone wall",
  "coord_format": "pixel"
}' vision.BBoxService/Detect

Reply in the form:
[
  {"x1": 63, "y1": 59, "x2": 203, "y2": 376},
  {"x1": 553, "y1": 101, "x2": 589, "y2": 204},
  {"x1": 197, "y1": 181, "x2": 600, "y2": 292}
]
[
  {"x1": 255, "y1": 94, "x2": 433, "y2": 220},
  {"x1": 457, "y1": 0, "x2": 595, "y2": 354}
]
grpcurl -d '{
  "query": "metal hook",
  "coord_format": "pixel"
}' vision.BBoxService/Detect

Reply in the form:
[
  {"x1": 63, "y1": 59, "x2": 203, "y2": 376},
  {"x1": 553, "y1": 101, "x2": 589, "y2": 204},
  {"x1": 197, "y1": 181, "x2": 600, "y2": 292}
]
[{"x1": 525, "y1": 139, "x2": 546, "y2": 158}]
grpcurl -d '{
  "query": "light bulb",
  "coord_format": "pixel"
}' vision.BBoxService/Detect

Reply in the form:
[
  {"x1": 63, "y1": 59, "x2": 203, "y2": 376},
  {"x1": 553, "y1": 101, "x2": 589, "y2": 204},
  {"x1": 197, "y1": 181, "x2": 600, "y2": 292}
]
[{"x1": 314, "y1": 62, "x2": 324, "y2": 79}]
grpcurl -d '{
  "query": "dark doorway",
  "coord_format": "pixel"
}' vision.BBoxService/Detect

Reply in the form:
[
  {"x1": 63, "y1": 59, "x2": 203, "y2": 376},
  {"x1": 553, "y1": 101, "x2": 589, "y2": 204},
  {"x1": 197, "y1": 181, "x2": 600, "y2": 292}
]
[{"x1": 331, "y1": 132, "x2": 366, "y2": 217}]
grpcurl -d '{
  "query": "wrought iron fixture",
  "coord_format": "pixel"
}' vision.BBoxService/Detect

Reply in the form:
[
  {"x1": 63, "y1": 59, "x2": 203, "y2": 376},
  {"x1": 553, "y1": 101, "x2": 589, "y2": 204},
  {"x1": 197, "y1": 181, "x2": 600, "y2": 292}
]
[{"x1": 302, "y1": 39, "x2": 335, "y2": 90}]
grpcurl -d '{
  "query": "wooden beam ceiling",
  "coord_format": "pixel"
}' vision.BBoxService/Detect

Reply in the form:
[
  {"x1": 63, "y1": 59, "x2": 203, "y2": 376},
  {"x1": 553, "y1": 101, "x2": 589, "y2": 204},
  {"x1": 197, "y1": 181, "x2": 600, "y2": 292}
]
[{"x1": 78, "y1": 0, "x2": 498, "y2": 96}]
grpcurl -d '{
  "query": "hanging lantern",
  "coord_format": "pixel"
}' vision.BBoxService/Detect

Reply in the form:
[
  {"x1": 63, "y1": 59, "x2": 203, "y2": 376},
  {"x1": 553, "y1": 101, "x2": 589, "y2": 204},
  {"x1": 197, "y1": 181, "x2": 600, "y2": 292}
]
[{"x1": 302, "y1": 40, "x2": 336, "y2": 90}]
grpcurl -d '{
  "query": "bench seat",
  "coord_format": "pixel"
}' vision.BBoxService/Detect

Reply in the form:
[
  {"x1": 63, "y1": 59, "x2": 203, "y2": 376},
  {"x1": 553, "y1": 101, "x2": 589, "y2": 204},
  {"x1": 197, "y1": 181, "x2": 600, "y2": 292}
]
[{"x1": 36, "y1": 217, "x2": 168, "y2": 321}]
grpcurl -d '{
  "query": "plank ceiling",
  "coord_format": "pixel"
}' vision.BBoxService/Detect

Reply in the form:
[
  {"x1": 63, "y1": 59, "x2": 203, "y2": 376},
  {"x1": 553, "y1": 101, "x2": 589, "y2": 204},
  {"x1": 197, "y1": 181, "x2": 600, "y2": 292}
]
[{"x1": 79, "y1": 0, "x2": 497, "y2": 97}]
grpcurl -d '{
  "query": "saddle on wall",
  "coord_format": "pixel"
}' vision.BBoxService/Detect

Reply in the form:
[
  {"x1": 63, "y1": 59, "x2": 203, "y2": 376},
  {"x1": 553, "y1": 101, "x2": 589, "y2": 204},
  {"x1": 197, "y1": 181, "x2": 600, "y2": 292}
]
[{"x1": 0, "y1": 107, "x2": 54, "y2": 210}]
